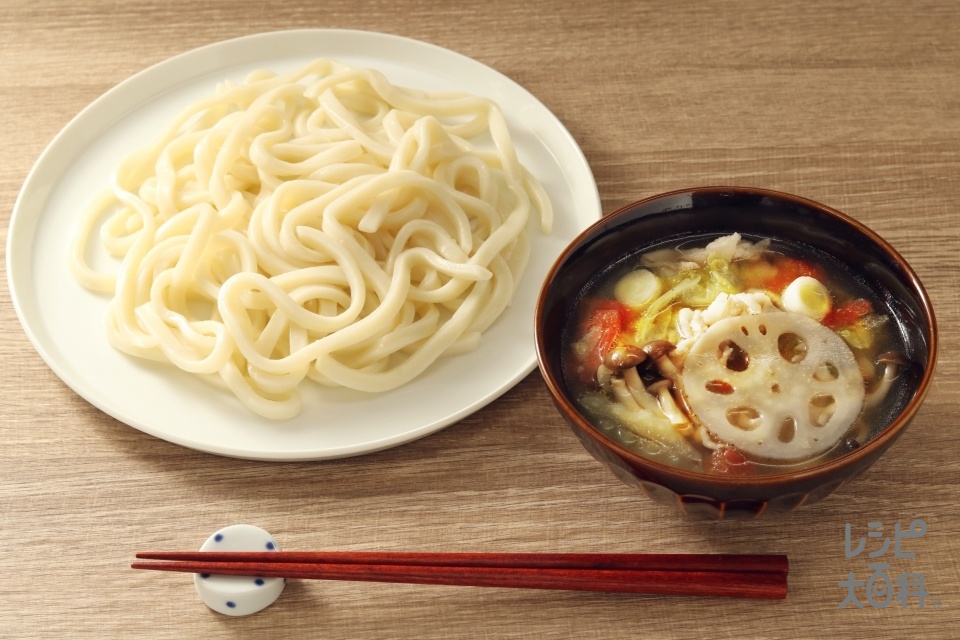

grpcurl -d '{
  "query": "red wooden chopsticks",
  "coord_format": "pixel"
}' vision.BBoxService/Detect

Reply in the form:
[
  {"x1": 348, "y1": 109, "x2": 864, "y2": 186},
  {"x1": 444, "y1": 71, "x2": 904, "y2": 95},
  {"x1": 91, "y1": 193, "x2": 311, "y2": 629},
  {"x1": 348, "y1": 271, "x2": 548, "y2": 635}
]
[{"x1": 133, "y1": 551, "x2": 788, "y2": 599}]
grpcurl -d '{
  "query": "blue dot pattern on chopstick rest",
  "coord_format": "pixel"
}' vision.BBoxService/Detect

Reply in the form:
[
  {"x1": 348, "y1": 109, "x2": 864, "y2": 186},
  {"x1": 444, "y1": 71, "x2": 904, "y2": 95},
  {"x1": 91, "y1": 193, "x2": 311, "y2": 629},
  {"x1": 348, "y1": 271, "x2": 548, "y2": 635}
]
[
  {"x1": 201, "y1": 573, "x2": 211, "y2": 579},
  {"x1": 194, "y1": 525, "x2": 286, "y2": 616}
]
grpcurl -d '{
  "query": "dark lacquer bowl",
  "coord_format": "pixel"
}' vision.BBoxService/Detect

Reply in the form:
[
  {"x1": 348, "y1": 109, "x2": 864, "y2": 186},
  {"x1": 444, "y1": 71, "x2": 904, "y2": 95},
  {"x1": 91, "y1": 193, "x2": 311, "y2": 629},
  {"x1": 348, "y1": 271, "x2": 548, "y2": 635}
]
[{"x1": 535, "y1": 186, "x2": 937, "y2": 518}]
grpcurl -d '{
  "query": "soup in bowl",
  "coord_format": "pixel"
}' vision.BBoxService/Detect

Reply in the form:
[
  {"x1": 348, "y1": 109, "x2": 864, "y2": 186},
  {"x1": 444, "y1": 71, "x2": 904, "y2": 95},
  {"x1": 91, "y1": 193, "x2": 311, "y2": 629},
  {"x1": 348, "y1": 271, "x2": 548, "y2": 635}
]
[{"x1": 535, "y1": 187, "x2": 937, "y2": 517}]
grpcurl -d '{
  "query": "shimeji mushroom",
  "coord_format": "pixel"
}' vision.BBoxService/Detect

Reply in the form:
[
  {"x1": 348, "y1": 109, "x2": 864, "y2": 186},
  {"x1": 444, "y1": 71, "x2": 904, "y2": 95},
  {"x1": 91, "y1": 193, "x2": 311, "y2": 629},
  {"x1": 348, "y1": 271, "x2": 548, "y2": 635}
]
[
  {"x1": 608, "y1": 375, "x2": 642, "y2": 411},
  {"x1": 648, "y1": 379, "x2": 694, "y2": 436},
  {"x1": 864, "y1": 351, "x2": 910, "y2": 409},
  {"x1": 602, "y1": 344, "x2": 667, "y2": 415},
  {"x1": 641, "y1": 339, "x2": 698, "y2": 429},
  {"x1": 640, "y1": 339, "x2": 677, "y2": 367},
  {"x1": 622, "y1": 365, "x2": 663, "y2": 414},
  {"x1": 603, "y1": 344, "x2": 647, "y2": 371},
  {"x1": 601, "y1": 359, "x2": 661, "y2": 415}
]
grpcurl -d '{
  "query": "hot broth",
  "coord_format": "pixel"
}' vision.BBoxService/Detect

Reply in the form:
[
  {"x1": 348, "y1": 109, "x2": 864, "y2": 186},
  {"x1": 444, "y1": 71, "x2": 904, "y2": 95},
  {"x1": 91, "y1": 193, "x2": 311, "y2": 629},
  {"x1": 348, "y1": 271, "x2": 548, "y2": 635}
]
[{"x1": 562, "y1": 233, "x2": 917, "y2": 476}]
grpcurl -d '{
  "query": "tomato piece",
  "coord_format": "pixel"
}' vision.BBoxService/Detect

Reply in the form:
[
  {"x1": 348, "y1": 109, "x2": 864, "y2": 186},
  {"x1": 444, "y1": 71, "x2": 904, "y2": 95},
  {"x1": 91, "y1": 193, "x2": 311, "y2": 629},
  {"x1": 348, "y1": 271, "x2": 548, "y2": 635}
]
[
  {"x1": 705, "y1": 445, "x2": 756, "y2": 476},
  {"x1": 579, "y1": 299, "x2": 633, "y2": 329},
  {"x1": 764, "y1": 257, "x2": 824, "y2": 293},
  {"x1": 593, "y1": 310, "x2": 622, "y2": 353},
  {"x1": 573, "y1": 300, "x2": 631, "y2": 382},
  {"x1": 578, "y1": 300, "x2": 632, "y2": 345},
  {"x1": 822, "y1": 298, "x2": 873, "y2": 329}
]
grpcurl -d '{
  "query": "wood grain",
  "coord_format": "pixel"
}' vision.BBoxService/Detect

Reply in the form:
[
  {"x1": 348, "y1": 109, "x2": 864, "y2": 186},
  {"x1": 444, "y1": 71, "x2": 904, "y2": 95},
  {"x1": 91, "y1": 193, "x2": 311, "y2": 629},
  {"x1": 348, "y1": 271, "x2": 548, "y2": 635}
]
[{"x1": 2, "y1": 0, "x2": 959, "y2": 637}]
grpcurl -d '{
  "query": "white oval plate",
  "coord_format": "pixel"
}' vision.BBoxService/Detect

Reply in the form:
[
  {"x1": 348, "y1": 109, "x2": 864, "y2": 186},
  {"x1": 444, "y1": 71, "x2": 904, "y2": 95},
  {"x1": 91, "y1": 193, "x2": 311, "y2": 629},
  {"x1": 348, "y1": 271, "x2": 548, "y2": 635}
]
[{"x1": 6, "y1": 29, "x2": 600, "y2": 461}]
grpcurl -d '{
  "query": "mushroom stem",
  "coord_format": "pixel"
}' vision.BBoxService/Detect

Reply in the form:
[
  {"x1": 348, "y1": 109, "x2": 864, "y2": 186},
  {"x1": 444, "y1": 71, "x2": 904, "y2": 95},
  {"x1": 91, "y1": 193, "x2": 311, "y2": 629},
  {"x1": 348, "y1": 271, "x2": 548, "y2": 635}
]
[
  {"x1": 641, "y1": 339, "x2": 700, "y2": 432},
  {"x1": 595, "y1": 364, "x2": 613, "y2": 389},
  {"x1": 610, "y1": 376, "x2": 641, "y2": 411},
  {"x1": 864, "y1": 351, "x2": 908, "y2": 409},
  {"x1": 649, "y1": 379, "x2": 694, "y2": 436},
  {"x1": 642, "y1": 339, "x2": 683, "y2": 381},
  {"x1": 623, "y1": 366, "x2": 663, "y2": 414}
]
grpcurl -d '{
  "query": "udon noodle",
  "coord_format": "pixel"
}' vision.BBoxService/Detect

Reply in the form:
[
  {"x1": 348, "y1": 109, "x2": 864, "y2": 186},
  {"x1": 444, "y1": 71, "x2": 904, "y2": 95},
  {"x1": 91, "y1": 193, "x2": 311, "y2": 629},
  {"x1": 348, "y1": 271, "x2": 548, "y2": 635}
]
[{"x1": 69, "y1": 59, "x2": 552, "y2": 419}]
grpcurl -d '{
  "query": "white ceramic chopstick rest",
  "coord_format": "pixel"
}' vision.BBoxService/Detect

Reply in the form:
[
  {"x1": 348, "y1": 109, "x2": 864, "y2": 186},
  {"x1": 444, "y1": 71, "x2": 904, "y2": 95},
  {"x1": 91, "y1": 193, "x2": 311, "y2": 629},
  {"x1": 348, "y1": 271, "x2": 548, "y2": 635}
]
[{"x1": 193, "y1": 524, "x2": 285, "y2": 616}]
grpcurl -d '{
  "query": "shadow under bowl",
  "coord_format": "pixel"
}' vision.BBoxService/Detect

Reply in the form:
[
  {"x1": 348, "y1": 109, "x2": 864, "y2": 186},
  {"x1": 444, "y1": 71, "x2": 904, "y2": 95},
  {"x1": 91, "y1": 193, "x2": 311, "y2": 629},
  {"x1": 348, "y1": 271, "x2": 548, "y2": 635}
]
[{"x1": 534, "y1": 186, "x2": 938, "y2": 518}]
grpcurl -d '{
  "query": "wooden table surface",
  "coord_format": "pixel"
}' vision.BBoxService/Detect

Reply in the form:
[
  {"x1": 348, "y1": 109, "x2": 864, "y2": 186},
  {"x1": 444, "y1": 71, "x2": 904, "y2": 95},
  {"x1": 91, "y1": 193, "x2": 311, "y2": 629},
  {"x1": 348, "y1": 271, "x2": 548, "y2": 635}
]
[{"x1": 2, "y1": 1, "x2": 958, "y2": 637}]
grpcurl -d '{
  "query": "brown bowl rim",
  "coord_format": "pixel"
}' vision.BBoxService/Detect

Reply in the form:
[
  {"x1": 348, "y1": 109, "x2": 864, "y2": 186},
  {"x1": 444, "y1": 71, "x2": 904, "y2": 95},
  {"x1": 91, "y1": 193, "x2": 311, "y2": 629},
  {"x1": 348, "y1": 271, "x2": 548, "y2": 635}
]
[{"x1": 535, "y1": 185, "x2": 939, "y2": 486}]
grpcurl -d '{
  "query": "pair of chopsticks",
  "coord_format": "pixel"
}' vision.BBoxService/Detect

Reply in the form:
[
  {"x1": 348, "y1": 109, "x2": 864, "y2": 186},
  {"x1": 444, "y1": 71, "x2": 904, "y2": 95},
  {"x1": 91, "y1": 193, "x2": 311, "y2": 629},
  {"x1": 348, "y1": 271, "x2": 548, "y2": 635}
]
[{"x1": 133, "y1": 551, "x2": 788, "y2": 599}]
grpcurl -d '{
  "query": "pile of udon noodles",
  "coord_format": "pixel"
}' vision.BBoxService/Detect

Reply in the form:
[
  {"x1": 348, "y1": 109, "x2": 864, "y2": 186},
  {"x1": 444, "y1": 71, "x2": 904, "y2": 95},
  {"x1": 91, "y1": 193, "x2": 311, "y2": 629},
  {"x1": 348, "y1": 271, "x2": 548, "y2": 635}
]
[{"x1": 69, "y1": 59, "x2": 552, "y2": 419}]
